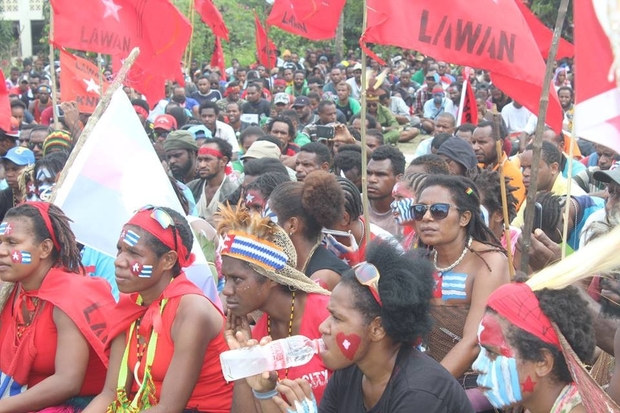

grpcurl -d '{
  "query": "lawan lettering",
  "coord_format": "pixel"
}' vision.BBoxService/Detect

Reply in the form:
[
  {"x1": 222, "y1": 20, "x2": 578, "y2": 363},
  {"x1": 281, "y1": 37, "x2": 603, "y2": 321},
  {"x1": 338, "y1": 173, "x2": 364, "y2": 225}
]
[
  {"x1": 281, "y1": 11, "x2": 308, "y2": 33},
  {"x1": 80, "y1": 26, "x2": 131, "y2": 53}
]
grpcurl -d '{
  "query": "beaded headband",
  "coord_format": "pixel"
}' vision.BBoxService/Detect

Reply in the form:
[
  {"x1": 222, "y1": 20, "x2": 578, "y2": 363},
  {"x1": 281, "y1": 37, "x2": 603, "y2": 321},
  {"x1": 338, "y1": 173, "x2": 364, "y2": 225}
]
[{"x1": 221, "y1": 230, "x2": 288, "y2": 272}]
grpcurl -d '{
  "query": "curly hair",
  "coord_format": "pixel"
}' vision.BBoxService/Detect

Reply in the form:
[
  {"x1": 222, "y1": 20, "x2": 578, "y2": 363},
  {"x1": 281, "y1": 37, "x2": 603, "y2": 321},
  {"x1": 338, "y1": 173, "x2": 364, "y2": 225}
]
[
  {"x1": 474, "y1": 170, "x2": 518, "y2": 222},
  {"x1": 202, "y1": 137, "x2": 233, "y2": 163},
  {"x1": 370, "y1": 145, "x2": 406, "y2": 175},
  {"x1": 408, "y1": 154, "x2": 450, "y2": 175},
  {"x1": 340, "y1": 240, "x2": 434, "y2": 345},
  {"x1": 269, "y1": 170, "x2": 344, "y2": 239},
  {"x1": 505, "y1": 287, "x2": 595, "y2": 384}
]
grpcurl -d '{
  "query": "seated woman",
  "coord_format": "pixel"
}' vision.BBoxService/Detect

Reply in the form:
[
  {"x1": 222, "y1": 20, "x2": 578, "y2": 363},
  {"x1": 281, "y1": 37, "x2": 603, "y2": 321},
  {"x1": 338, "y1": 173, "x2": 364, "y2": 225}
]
[
  {"x1": 474, "y1": 283, "x2": 595, "y2": 412},
  {"x1": 217, "y1": 204, "x2": 332, "y2": 411},
  {"x1": 269, "y1": 171, "x2": 351, "y2": 290},
  {"x1": 261, "y1": 241, "x2": 474, "y2": 412},
  {"x1": 0, "y1": 202, "x2": 117, "y2": 412},
  {"x1": 413, "y1": 175, "x2": 509, "y2": 380},
  {"x1": 84, "y1": 206, "x2": 232, "y2": 413}
]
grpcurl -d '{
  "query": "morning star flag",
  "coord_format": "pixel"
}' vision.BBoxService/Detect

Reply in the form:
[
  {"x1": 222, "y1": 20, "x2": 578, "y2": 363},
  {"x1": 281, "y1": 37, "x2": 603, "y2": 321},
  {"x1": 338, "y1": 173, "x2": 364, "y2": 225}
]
[
  {"x1": 255, "y1": 12, "x2": 277, "y2": 69},
  {"x1": 195, "y1": 0, "x2": 229, "y2": 40},
  {"x1": 574, "y1": 0, "x2": 620, "y2": 154},
  {"x1": 360, "y1": 0, "x2": 563, "y2": 132},
  {"x1": 53, "y1": 89, "x2": 221, "y2": 307},
  {"x1": 515, "y1": 0, "x2": 574, "y2": 60},
  {"x1": 266, "y1": 0, "x2": 346, "y2": 40},
  {"x1": 59, "y1": 50, "x2": 110, "y2": 114}
]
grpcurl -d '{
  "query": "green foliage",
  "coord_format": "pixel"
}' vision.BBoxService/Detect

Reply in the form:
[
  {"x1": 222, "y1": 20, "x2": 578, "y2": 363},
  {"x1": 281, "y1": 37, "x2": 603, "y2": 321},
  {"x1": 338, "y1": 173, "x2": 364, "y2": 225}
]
[{"x1": 530, "y1": 0, "x2": 573, "y2": 42}]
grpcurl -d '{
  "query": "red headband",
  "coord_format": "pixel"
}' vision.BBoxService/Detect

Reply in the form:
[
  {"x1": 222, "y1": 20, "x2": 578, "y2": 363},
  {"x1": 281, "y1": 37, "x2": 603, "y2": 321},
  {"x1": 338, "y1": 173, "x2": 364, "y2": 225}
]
[
  {"x1": 28, "y1": 202, "x2": 61, "y2": 251},
  {"x1": 125, "y1": 209, "x2": 195, "y2": 268},
  {"x1": 487, "y1": 283, "x2": 560, "y2": 349},
  {"x1": 198, "y1": 147, "x2": 224, "y2": 158},
  {"x1": 133, "y1": 105, "x2": 148, "y2": 119},
  {"x1": 224, "y1": 86, "x2": 240, "y2": 97}
]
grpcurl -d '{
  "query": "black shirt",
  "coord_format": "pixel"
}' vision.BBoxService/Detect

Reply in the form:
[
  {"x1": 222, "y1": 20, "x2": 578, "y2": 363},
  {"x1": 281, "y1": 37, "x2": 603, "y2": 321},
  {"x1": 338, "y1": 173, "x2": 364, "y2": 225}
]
[
  {"x1": 319, "y1": 346, "x2": 474, "y2": 413},
  {"x1": 305, "y1": 246, "x2": 351, "y2": 278},
  {"x1": 241, "y1": 99, "x2": 271, "y2": 119},
  {"x1": 0, "y1": 187, "x2": 14, "y2": 221}
]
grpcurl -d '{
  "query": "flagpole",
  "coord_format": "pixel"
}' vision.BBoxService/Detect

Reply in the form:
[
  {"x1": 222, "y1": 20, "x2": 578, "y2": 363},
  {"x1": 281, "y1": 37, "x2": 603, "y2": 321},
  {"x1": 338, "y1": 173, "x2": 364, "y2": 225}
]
[
  {"x1": 496, "y1": 138, "x2": 515, "y2": 278},
  {"x1": 49, "y1": 10, "x2": 59, "y2": 127},
  {"x1": 456, "y1": 78, "x2": 468, "y2": 126},
  {"x1": 360, "y1": 0, "x2": 371, "y2": 247},
  {"x1": 519, "y1": 0, "x2": 570, "y2": 270}
]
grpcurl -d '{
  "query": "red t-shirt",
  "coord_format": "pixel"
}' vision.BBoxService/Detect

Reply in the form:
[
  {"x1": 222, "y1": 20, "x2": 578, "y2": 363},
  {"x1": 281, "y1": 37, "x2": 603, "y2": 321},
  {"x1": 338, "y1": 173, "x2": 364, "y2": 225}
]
[{"x1": 252, "y1": 293, "x2": 332, "y2": 403}]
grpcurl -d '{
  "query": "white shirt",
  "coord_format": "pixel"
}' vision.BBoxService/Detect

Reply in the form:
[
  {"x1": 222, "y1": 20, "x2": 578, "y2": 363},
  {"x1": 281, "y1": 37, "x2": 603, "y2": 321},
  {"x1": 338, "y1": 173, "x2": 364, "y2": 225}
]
[
  {"x1": 422, "y1": 98, "x2": 455, "y2": 120},
  {"x1": 213, "y1": 120, "x2": 240, "y2": 153},
  {"x1": 501, "y1": 103, "x2": 532, "y2": 133},
  {"x1": 389, "y1": 96, "x2": 411, "y2": 121},
  {"x1": 346, "y1": 77, "x2": 362, "y2": 100}
]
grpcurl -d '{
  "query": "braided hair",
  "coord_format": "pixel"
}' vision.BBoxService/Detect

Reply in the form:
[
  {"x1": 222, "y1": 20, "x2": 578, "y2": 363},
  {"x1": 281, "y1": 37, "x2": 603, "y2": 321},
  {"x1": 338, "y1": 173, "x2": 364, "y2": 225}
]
[
  {"x1": 474, "y1": 170, "x2": 518, "y2": 222},
  {"x1": 535, "y1": 191, "x2": 563, "y2": 241},
  {"x1": 336, "y1": 177, "x2": 363, "y2": 221}
]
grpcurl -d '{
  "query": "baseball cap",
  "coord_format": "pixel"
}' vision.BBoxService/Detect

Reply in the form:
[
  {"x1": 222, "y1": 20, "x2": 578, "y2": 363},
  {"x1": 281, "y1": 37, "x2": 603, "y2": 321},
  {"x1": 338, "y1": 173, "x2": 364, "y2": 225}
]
[
  {"x1": 594, "y1": 167, "x2": 620, "y2": 186},
  {"x1": 19, "y1": 76, "x2": 28, "y2": 84},
  {"x1": 186, "y1": 125, "x2": 212, "y2": 141},
  {"x1": 2, "y1": 117, "x2": 21, "y2": 138},
  {"x1": 153, "y1": 114, "x2": 177, "y2": 131},
  {"x1": 352, "y1": 63, "x2": 362, "y2": 71},
  {"x1": 319, "y1": 55, "x2": 328, "y2": 62},
  {"x1": 241, "y1": 140, "x2": 281, "y2": 160},
  {"x1": 274, "y1": 93, "x2": 290, "y2": 106},
  {"x1": 292, "y1": 96, "x2": 310, "y2": 107},
  {"x1": 3, "y1": 146, "x2": 34, "y2": 166}
]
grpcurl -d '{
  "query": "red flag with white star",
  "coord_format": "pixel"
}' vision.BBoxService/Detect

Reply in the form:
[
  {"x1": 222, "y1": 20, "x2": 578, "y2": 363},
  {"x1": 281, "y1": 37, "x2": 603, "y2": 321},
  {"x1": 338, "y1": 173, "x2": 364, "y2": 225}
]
[{"x1": 59, "y1": 49, "x2": 110, "y2": 114}]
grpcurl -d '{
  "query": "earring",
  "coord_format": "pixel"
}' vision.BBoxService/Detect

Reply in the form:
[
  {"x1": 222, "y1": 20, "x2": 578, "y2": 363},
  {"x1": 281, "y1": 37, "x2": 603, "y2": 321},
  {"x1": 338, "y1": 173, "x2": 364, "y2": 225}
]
[{"x1": 289, "y1": 231, "x2": 294, "y2": 237}]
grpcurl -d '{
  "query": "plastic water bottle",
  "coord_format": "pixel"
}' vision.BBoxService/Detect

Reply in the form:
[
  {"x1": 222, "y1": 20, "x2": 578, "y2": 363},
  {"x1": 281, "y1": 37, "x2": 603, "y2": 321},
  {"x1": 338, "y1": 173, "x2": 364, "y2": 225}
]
[{"x1": 220, "y1": 335, "x2": 325, "y2": 381}]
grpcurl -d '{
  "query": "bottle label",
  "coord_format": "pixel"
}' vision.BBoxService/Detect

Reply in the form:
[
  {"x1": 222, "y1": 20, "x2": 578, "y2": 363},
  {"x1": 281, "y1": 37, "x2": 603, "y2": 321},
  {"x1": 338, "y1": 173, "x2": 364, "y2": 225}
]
[{"x1": 271, "y1": 341, "x2": 286, "y2": 370}]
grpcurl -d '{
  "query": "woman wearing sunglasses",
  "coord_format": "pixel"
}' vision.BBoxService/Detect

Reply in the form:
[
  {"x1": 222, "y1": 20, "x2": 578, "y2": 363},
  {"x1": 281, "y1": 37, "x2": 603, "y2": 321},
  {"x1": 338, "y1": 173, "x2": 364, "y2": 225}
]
[
  {"x1": 218, "y1": 204, "x2": 332, "y2": 411},
  {"x1": 251, "y1": 241, "x2": 473, "y2": 412},
  {"x1": 0, "y1": 202, "x2": 117, "y2": 412},
  {"x1": 84, "y1": 206, "x2": 232, "y2": 413},
  {"x1": 413, "y1": 175, "x2": 509, "y2": 383}
]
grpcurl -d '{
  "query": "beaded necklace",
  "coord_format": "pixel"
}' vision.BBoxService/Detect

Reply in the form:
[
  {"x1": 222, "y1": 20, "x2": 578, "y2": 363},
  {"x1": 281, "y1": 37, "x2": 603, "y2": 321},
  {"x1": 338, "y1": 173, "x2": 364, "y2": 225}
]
[
  {"x1": 266, "y1": 290, "x2": 296, "y2": 379},
  {"x1": 433, "y1": 237, "x2": 473, "y2": 276}
]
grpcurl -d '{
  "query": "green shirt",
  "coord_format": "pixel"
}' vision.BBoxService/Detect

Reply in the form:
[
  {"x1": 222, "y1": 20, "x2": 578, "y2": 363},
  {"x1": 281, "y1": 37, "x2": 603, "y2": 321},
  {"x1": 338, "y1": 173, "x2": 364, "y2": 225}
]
[{"x1": 295, "y1": 132, "x2": 311, "y2": 147}]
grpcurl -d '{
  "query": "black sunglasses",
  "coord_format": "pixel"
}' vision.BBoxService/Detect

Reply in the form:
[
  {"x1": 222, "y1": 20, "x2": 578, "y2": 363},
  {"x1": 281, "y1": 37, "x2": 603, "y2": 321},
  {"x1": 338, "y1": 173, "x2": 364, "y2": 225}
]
[
  {"x1": 28, "y1": 141, "x2": 43, "y2": 150},
  {"x1": 412, "y1": 203, "x2": 458, "y2": 221}
]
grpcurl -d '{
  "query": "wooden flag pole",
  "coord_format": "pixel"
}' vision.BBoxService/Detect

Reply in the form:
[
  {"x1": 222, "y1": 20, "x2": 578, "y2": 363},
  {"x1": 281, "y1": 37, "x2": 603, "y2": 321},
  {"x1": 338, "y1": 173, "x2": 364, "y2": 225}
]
[
  {"x1": 360, "y1": 0, "x2": 371, "y2": 247},
  {"x1": 49, "y1": 11, "x2": 59, "y2": 127},
  {"x1": 519, "y1": 0, "x2": 570, "y2": 271},
  {"x1": 496, "y1": 139, "x2": 515, "y2": 278}
]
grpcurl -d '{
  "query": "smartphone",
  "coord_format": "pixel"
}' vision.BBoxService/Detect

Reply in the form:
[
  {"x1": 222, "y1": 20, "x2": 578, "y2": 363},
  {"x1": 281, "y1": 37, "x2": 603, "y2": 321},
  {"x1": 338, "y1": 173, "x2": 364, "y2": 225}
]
[
  {"x1": 533, "y1": 202, "x2": 543, "y2": 231},
  {"x1": 322, "y1": 228, "x2": 350, "y2": 238},
  {"x1": 55, "y1": 105, "x2": 64, "y2": 118}
]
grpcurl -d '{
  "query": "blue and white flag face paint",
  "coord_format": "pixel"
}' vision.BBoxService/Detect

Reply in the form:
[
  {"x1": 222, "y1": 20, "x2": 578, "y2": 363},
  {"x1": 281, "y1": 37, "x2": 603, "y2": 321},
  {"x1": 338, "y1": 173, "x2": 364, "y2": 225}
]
[
  {"x1": 123, "y1": 230, "x2": 141, "y2": 247},
  {"x1": 0, "y1": 222, "x2": 11, "y2": 236},
  {"x1": 130, "y1": 262, "x2": 153, "y2": 278},
  {"x1": 262, "y1": 201, "x2": 278, "y2": 225},
  {"x1": 390, "y1": 198, "x2": 415, "y2": 224},
  {"x1": 11, "y1": 250, "x2": 31, "y2": 264},
  {"x1": 473, "y1": 347, "x2": 523, "y2": 409}
]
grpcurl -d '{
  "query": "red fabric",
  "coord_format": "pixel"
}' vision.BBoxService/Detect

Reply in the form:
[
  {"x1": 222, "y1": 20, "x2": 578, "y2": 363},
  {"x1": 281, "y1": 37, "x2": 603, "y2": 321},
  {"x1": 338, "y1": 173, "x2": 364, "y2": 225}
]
[
  {"x1": 198, "y1": 147, "x2": 224, "y2": 158},
  {"x1": 126, "y1": 280, "x2": 232, "y2": 412},
  {"x1": 40, "y1": 106, "x2": 54, "y2": 126},
  {"x1": 460, "y1": 79, "x2": 478, "y2": 125},
  {"x1": 0, "y1": 268, "x2": 116, "y2": 390},
  {"x1": 254, "y1": 12, "x2": 277, "y2": 69},
  {"x1": 487, "y1": 283, "x2": 560, "y2": 348},
  {"x1": 252, "y1": 293, "x2": 332, "y2": 402},
  {"x1": 195, "y1": 0, "x2": 229, "y2": 41},
  {"x1": 112, "y1": 57, "x2": 167, "y2": 107},
  {"x1": 60, "y1": 49, "x2": 110, "y2": 114},
  {"x1": 361, "y1": 0, "x2": 563, "y2": 133},
  {"x1": 266, "y1": 0, "x2": 346, "y2": 41},
  {"x1": 27, "y1": 202, "x2": 60, "y2": 251},
  {"x1": 0, "y1": 70, "x2": 11, "y2": 133},
  {"x1": 210, "y1": 37, "x2": 227, "y2": 82},
  {"x1": 515, "y1": 1, "x2": 574, "y2": 59}
]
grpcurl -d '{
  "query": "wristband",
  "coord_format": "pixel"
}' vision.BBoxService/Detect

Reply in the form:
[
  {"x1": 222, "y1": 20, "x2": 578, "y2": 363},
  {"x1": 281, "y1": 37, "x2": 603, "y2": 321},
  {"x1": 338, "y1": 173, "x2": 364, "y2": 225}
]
[{"x1": 252, "y1": 388, "x2": 279, "y2": 400}]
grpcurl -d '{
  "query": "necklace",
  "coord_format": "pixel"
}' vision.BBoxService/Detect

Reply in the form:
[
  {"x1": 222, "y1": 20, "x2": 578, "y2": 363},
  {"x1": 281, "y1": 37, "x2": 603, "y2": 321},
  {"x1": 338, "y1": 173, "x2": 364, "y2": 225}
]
[
  {"x1": 433, "y1": 237, "x2": 472, "y2": 275},
  {"x1": 134, "y1": 316, "x2": 147, "y2": 364},
  {"x1": 267, "y1": 290, "x2": 296, "y2": 379}
]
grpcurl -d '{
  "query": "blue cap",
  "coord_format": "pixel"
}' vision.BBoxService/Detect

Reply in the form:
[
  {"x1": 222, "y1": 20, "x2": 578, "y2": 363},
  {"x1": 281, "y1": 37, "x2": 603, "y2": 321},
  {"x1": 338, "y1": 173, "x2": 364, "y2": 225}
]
[
  {"x1": 186, "y1": 125, "x2": 212, "y2": 141},
  {"x1": 3, "y1": 146, "x2": 35, "y2": 166}
]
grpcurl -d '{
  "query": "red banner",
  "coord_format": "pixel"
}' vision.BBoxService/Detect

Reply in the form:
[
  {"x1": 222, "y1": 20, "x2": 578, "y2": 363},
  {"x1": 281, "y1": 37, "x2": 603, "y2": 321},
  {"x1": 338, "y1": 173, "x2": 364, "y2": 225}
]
[
  {"x1": 460, "y1": 78, "x2": 478, "y2": 126},
  {"x1": 361, "y1": 0, "x2": 563, "y2": 132},
  {"x1": 195, "y1": 0, "x2": 229, "y2": 41},
  {"x1": 210, "y1": 37, "x2": 227, "y2": 82},
  {"x1": 266, "y1": 0, "x2": 346, "y2": 41},
  {"x1": 254, "y1": 12, "x2": 277, "y2": 69},
  {"x1": 60, "y1": 50, "x2": 110, "y2": 114},
  {"x1": 0, "y1": 70, "x2": 11, "y2": 133},
  {"x1": 515, "y1": 1, "x2": 573, "y2": 60}
]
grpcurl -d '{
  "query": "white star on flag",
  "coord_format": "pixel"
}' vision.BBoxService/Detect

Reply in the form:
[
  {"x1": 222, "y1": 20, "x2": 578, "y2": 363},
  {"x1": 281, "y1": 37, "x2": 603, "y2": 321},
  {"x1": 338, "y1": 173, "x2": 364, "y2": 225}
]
[
  {"x1": 245, "y1": 193, "x2": 255, "y2": 203},
  {"x1": 12, "y1": 252, "x2": 19, "y2": 261},
  {"x1": 83, "y1": 78, "x2": 101, "y2": 95},
  {"x1": 101, "y1": 0, "x2": 122, "y2": 21},
  {"x1": 28, "y1": 184, "x2": 36, "y2": 192},
  {"x1": 132, "y1": 263, "x2": 140, "y2": 272},
  {"x1": 342, "y1": 339, "x2": 350, "y2": 350},
  {"x1": 342, "y1": 258, "x2": 350, "y2": 265}
]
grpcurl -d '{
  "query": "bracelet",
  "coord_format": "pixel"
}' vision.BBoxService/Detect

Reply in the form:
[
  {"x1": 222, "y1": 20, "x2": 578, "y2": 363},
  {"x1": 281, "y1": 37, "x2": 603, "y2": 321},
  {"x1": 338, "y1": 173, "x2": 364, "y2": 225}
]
[{"x1": 252, "y1": 388, "x2": 279, "y2": 400}]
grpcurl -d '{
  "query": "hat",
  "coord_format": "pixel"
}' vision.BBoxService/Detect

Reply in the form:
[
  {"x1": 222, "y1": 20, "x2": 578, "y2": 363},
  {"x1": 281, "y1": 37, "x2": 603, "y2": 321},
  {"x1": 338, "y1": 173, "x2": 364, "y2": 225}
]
[
  {"x1": 431, "y1": 85, "x2": 444, "y2": 94},
  {"x1": 594, "y1": 168, "x2": 620, "y2": 186},
  {"x1": 241, "y1": 140, "x2": 281, "y2": 160},
  {"x1": 416, "y1": 54, "x2": 425, "y2": 62},
  {"x1": 352, "y1": 63, "x2": 362, "y2": 71},
  {"x1": 2, "y1": 117, "x2": 20, "y2": 138},
  {"x1": 42, "y1": 130, "x2": 73, "y2": 156},
  {"x1": 274, "y1": 93, "x2": 290, "y2": 106},
  {"x1": 37, "y1": 85, "x2": 51, "y2": 94},
  {"x1": 437, "y1": 136, "x2": 478, "y2": 172},
  {"x1": 19, "y1": 76, "x2": 28, "y2": 84},
  {"x1": 163, "y1": 130, "x2": 199, "y2": 152},
  {"x1": 282, "y1": 62, "x2": 297, "y2": 70},
  {"x1": 3, "y1": 146, "x2": 34, "y2": 166},
  {"x1": 186, "y1": 125, "x2": 212, "y2": 141},
  {"x1": 292, "y1": 96, "x2": 310, "y2": 107},
  {"x1": 153, "y1": 114, "x2": 177, "y2": 131},
  {"x1": 282, "y1": 49, "x2": 292, "y2": 58},
  {"x1": 319, "y1": 55, "x2": 328, "y2": 62},
  {"x1": 216, "y1": 204, "x2": 330, "y2": 296}
]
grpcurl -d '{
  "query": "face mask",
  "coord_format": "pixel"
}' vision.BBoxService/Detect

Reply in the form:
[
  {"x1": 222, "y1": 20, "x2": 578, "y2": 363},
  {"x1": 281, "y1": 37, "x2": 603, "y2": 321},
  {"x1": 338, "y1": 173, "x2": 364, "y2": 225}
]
[
  {"x1": 390, "y1": 198, "x2": 414, "y2": 224},
  {"x1": 172, "y1": 95, "x2": 186, "y2": 104},
  {"x1": 433, "y1": 94, "x2": 444, "y2": 104},
  {"x1": 473, "y1": 347, "x2": 523, "y2": 409}
]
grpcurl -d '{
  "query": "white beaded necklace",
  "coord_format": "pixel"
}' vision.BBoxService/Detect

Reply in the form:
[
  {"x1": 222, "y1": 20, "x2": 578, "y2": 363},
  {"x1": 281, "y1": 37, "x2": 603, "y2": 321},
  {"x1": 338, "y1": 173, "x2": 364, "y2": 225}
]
[{"x1": 433, "y1": 237, "x2": 473, "y2": 275}]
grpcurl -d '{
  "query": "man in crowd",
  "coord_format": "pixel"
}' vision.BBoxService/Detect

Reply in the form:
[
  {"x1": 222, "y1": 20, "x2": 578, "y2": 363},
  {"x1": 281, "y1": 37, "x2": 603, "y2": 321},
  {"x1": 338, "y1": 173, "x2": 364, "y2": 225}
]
[
  {"x1": 198, "y1": 101, "x2": 240, "y2": 158},
  {"x1": 216, "y1": 81, "x2": 246, "y2": 112},
  {"x1": 367, "y1": 95, "x2": 400, "y2": 144},
  {"x1": 28, "y1": 125, "x2": 48, "y2": 161},
  {"x1": 501, "y1": 100, "x2": 531, "y2": 134},
  {"x1": 225, "y1": 102, "x2": 249, "y2": 137},
  {"x1": 367, "y1": 145, "x2": 405, "y2": 235},
  {"x1": 558, "y1": 86, "x2": 574, "y2": 130},
  {"x1": 346, "y1": 63, "x2": 363, "y2": 100},
  {"x1": 241, "y1": 83, "x2": 271, "y2": 122},
  {"x1": 393, "y1": 68, "x2": 416, "y2": 108},
  {"x1": 413, "y1": 70, "x2": 438, "y2": 114},
  {"x1": 423, "y1": 85, "x2": 455, "y2": 120},
  {"x1": 322, "y1": 67, "x2": 343, "y2": 95},
  {"x1": 0, "y1": 147, "x2": 34, "y2": 220},
  {"x1": 164, "y1": 130, "x2": 199, "y2": 184},
  {"x1": 267, "y1": 116, "x2": 299, "y2": 168},
  {"x1": 28, "y1": 85, "x2": 52, "y2": 123},
  {"x1": 285, "y1": 70, "x2": 309, "y2": 97},
  {"x1": 413, "y1": 113, "x2": 456, "y2": 158},
  {"x1": 335, "y1": 81, "x2": 361, "y2": 122},
  {"x1": 295, "y1": 142, "x2": 331, "y2": 182}
]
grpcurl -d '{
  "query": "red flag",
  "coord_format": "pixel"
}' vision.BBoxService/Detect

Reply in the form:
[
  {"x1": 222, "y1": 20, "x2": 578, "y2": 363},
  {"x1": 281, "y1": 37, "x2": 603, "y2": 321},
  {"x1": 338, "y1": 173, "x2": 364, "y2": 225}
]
[
  {"x1": 458, "y1": 78, "x2": 478, "y2": 126},
  {"x1": 574, "y1": 1, "x2": 620, "y2": 154},
  {"x1": 360, "y1": 0, "x2": 563, "y2": 133},
  {"x1": 266, "y1": 0, "x2": 346, "y2": 41},
  {"x1": 195, "y1": 0, "x2": 229, "y2": 41},
  {"x1": 0, "y1": 71, "x2": 11, "y2": 133},
  {"x1": 50, "y1": 0, "x2": 190, "y2": 82},
  {"x1": 112, "y1": 57, "x2": 167, "y2": 106},
  {"x1": 210, "y1": 37, "x2": 227, "y2": 82},
  {"x1": 254, "y1": 12, "x2": 277, "y2": 69},
  {"x1": 59, "y1": 49, "x2": 110, "y2": 114},
  {"x1": 515, "y1": 1, "x2": 573, "y2": 60}
]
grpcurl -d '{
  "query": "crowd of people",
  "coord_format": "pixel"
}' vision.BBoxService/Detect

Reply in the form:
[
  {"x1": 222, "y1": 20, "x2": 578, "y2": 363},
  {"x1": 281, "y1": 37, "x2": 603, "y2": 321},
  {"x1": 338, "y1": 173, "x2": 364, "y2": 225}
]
[{"x1": 0, "y1": 45, "x2": 619, "y2": 413}]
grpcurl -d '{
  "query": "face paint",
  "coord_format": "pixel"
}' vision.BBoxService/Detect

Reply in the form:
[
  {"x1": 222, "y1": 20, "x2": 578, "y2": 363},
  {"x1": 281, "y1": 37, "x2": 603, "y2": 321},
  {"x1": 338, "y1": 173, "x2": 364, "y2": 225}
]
[
  {"x1": 245, "y1": 190, "x2": 266, "y2": 213},
  {"x1": 478, "y1": 314, "x2": 513, "y2": 358},
  {"x1": 390, "y1": 198, "x2": 415, "y2": 224},
  {"x1": 262, "y1": 201, "x2": 278, "y2": 224},
  {"x1": 11, "y1": 250, "x2": 31, "y2": 264},
  {"x1": 36, "y1": 167, "x2": 53, "y2": 182},
  {"x1": 37, "y1": 184, "x2": 55, "y2": 202},
  {"x1": 473, "y1": 347, "x2": 523, "y2": 408},
  {"x1": 521, "y1": 375, "x2": 536, "y2": 393},
  {"x1": 335, "y1": 332, "x2": 361, "y2": 360},
  {"x1": 130, "y1": 262, "x2": 153, "y2": 278},
  {"x1": 121, "y1": 229, "x2": 141, "y2": 246},
  {"x1": 0, "y1": 222, "x2": 12, "y2": 235}
]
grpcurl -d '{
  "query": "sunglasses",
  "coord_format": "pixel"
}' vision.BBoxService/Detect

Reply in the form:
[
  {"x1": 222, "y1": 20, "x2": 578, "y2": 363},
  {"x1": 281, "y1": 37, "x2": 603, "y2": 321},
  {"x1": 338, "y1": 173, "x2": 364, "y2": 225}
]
[
  {"x1": 411, "y1": 203, "x2": 458, "y2": 221},
  {"x1": 138, "y1": 205, "x2": 178, "y2": 251},
  {"x1": 353, "y1": 262, "x2": 382, "y2": 306},
  {"x1": 28, "y1": 141, "x2": 43, "y2": 150}
]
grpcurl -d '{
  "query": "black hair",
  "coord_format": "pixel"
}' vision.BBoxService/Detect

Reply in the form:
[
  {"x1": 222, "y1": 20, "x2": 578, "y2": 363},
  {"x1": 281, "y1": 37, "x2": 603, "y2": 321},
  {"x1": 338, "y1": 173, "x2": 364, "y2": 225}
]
[
  {"x1": 307, "y1": 77, "x2": 323, "y2": 87},
  {"x1": 557, "y1": 86, "x2": 573, "y2": 98},
  {"x1": 477, "y1": 119, "x2": 507, "y2": 141},
  {"x1": 243, "y1": 157, "x2": 288, "y2": 177},
  {"x1": 247, "y1": 82, "x2": 263, "y2": 93},
  {"x1": 270, "y1": 170, "x2": 344, "y2": 240},
  {"x1": 293, "y1": 70, "x2": 306, "y2": 78},
  {"x1": 347, "y1": 127, "x2": 361, "y2": 141},
  {"x1": 334, "y1": 149, "x2": 362, "y2": 176},
  {"x1": 505, "y1": 286, "x2": 595, "y2": 384},
  {"x1": 336, "y1": 177, "x2": 363, "y2": 220},
  {"x1": 199, "y1": 100, "x2": 220, "y2": 116},
  {"x1": 340, "y1": 241, "x2": 433, "y2": 345},
  {"x1": 408, "y1": 154, "x2": 450, "y2": 175},
  {"x1": 366, "y1": 129, "x2": 385, "y2": 145},
  {"x1": 202, "y1": 137, "x2": 233, "y2": 163},
  {"x1": 405, "y1": 172, "x2": 428, "y2": 195},
  {"x1": 474, "y1": 170, "x2": 518, "y2": 222},
  {"x1": 370, "y1": 145, "x2": 405, "y2": 175},
  {"x1": 131, "y1": 98, "x2": 151, "y2": 113},
  {"x1": 239, "y1": 126, "x2": 265, "y2": 146},
  {"x1": 281, "y1": 109, "x2": 299, "y2": 123},
  {"x1": 6, "y1": 203, "x2": 83, "y2": 273},
  {"x1": 349, "y1": 113, "x2": 378, "y2": 129},
  {"x1": 244, "y1": 172, "x2": 290, "y2": 200},
  {"x1": 307, "y1": 91, "x2": 321, "y2": 101},
  {"x1": 431, "y1": 133, "x2": 452, "y2": 152},
  {"x1": 526, "y1": 140, "x2": 562, "y2": 167},
  {"x1": 267, "y1": 116, "x2": 295, "y2": 138},
  {"x1": 417, "y1": 175, "x2": 502, "y2": 247},
  {"x1": 10, "y1": 100, "x2": 26, "y2": 110},
  {"x1": 256, "y1": 135, "x2": 284, "y2": 152},
  {"x1": 299, "y1": 142, "x2": 331, "y2": 166},
  {"x1": 166, "y1": 106, "x2": 188, "y2": 128},
  {"x1": 34, "y1": 152, "x2": 69, "y2": 179},
  {"x1": 455, "y1": 123, "x2": 476, "y2": 134},
  {"x1": 317, "y1": 100, "x2": 336, "y2": 114},
  {"x1": 535, "y1": 191, "x2": 562, "y2": 240}
]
